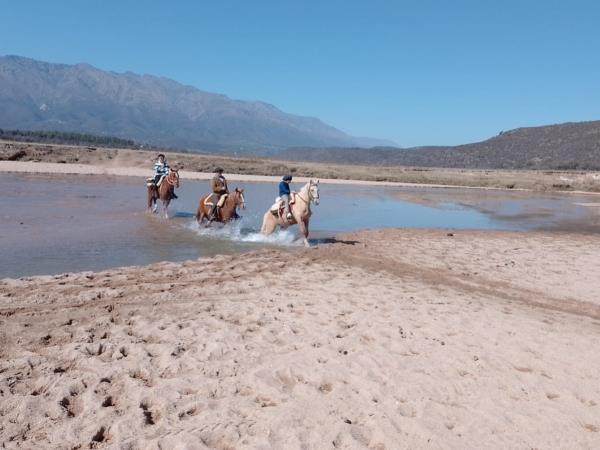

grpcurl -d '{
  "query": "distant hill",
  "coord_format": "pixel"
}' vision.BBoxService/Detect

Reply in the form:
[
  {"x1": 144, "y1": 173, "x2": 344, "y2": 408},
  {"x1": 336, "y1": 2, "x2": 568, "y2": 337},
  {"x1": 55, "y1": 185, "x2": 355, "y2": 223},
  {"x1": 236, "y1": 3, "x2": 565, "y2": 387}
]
[
  {"x1": 280, "y1": 121, "x2": 600, "y2": 170},
  {"x1": 0, "y1": 55, "x2": 394, "y2": 152}
]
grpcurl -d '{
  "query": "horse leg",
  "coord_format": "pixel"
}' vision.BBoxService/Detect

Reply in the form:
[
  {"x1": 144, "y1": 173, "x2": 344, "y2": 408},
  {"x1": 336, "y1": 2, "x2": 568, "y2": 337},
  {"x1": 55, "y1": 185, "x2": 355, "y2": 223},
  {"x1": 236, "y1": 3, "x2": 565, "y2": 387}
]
[
  {"x1": 148, "y1": 187, "x2": 156, "y2": 213},
  {"x1": 299, "y1": 219, "x2": 310, "y2": 247},
  {"x1": 163, "y1": 199, "x2": 170, "y2": 219},
  {"x1": 261, "y1": 212, "x2": 277, "y2": 235},
  {"x1": 204, "y1": 206, "x2": 213, "y2": 228}
]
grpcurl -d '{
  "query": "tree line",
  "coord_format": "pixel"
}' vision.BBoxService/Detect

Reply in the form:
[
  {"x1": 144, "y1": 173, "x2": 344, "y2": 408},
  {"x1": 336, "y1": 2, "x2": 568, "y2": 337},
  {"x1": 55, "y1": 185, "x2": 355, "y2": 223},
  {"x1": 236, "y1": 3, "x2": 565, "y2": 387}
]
[{"x1": 0, "y1": 128, "x2": 143, "y2": 149}]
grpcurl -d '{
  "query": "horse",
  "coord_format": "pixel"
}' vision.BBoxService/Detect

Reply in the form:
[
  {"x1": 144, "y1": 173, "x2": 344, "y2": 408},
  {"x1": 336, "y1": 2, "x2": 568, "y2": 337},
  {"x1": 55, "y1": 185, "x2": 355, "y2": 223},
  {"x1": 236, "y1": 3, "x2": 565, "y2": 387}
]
[
  {"x1": 261, "y1": 179, "x2": 320, "y2": 247},
  {"x1": 196, "y1": 188, "x2": 246, "y2": 226},
  {"x1": 147, "y1": 169, "x2": 180, "y2": 218}
]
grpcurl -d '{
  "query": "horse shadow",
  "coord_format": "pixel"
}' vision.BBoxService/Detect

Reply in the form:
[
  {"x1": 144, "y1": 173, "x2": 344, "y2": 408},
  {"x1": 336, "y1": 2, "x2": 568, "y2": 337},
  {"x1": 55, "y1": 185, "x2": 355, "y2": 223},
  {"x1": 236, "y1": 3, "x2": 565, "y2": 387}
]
[
  {"x1": 309, "y1": 237, "x2": 360, "y2": 246},
  {"x1": 173, "y1": 211, "x2": 196, "y2": 218}
]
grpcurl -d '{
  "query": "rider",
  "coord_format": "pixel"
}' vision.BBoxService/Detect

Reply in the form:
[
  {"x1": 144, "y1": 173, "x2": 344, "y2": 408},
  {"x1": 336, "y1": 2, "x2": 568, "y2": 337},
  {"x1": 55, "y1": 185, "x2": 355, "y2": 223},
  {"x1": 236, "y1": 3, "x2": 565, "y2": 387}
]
[
  {"x1": 153, "y1": 154, "x2": 169, "y2": 185},
  {"x1": 153, "y1": 154, "x2": 177, "y2": 199},
  {"x1": 279, "y1": 175, "x2": 293, "y2": 220},
  {"x1": 209, "y1": 167, "x2": 228, "y2": 220}
]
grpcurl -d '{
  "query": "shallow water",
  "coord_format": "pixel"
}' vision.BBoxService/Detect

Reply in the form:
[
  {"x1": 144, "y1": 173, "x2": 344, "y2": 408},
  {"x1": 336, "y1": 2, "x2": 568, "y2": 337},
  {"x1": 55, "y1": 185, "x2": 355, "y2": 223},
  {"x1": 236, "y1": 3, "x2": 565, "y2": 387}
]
[{"x1": 1, "y1": 173, "x2": 597, "y2": 278}]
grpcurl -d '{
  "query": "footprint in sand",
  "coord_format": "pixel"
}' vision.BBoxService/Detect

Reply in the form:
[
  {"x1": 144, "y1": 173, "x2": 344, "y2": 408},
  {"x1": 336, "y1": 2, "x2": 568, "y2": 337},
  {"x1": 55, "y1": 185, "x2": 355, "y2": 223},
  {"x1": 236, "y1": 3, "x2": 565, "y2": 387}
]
[
  {"x1": 59, "y1": 396, "x2": 81, "y2": 418},
  {"x1": 139, "y1": 400, "x2": 159, "y2": 426},
  {"x1": 90, "y1": 425, "x2": 109, "y2": 446}
]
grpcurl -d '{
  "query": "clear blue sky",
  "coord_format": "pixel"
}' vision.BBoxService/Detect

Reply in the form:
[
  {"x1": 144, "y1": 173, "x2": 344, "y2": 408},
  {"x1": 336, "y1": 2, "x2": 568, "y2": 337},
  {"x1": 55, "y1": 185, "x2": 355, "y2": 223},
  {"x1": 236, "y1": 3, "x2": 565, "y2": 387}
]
[{"x1": 2, "y1": 0, "x2": 600, "y2": 146}]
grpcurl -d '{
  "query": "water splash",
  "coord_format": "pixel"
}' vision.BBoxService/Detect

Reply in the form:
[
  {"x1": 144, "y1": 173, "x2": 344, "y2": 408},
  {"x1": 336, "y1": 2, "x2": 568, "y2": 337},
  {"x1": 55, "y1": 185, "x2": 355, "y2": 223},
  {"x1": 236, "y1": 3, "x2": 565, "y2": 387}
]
[{"x1": 185, "y1": 217, "x2": 299, "y2": 246}]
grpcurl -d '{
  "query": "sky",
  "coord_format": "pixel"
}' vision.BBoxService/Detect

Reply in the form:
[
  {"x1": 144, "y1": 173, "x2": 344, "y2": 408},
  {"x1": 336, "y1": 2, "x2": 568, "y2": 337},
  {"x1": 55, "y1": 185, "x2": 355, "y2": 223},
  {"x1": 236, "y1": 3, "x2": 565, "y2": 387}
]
[{"x1": 1, "y1": 0, "x2": 600, "y2": 147}]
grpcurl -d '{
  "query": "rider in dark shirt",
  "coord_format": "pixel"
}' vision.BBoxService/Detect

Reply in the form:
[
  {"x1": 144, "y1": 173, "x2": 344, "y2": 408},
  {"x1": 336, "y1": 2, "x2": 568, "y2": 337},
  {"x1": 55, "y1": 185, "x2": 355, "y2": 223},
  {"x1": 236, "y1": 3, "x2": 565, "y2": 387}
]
[
  {"x1": 279, "y1": 175, "x2": 293, "y2": 220},
  {"x1": 209, "y1": 167, "x2": 228, "y2": 220}
]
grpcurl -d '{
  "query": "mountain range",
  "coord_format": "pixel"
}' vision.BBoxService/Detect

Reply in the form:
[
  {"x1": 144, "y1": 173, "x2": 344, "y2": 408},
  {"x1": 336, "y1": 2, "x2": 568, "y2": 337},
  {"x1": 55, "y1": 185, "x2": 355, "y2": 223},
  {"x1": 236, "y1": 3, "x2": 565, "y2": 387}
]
[
  {"x1": 0, "y1": 55, "x2": 395, "y2": 152},
  {"x1": 279, "y1": 121, "x2": 600, "y2": 170},
  {"x1": 3, "y1": 55, "x2": 600, "y2": 170}
]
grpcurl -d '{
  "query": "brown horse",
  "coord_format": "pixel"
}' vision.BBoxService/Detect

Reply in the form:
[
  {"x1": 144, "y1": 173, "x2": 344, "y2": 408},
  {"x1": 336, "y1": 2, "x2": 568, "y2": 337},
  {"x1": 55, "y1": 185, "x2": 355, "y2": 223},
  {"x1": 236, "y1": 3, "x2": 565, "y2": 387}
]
[
  {"x1": 147, "y1": 170, "x2": 180, "y2": 218},
  {"x1": 196, "y1": 188, "x2": 246, "y2": 226},
  {"x1": 261, "y1": 179, "x2": 319, "y2": 247}
]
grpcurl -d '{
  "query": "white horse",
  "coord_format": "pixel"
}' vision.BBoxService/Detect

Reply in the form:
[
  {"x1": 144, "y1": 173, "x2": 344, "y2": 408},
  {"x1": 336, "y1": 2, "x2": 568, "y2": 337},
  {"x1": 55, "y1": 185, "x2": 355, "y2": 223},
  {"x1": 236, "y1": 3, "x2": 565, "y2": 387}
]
[{"x1": 261, "y1": 179, "x2": 320, "y2": 247}]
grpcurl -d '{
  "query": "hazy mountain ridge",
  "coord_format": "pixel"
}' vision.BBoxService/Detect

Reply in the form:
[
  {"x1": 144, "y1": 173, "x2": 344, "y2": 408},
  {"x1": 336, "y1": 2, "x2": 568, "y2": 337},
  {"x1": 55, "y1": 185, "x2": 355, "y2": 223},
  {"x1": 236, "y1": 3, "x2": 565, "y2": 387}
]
[
  {"x1": 280, "y1": 121, "x2": 600, "y2": 170},
  {"x1": 0, "y1": 55, "x2": 394, "y2": 151}
]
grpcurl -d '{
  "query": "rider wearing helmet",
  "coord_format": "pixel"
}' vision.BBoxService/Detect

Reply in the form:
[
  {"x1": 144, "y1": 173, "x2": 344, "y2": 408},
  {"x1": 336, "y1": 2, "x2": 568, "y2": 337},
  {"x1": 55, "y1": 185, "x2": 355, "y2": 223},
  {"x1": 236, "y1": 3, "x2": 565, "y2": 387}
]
[
  {"x1": 279, "y1": 175, "x2": 293, "y2": 220},
  {"x1": 209, "y1": 167, "x2": 228, "y2": 220}
]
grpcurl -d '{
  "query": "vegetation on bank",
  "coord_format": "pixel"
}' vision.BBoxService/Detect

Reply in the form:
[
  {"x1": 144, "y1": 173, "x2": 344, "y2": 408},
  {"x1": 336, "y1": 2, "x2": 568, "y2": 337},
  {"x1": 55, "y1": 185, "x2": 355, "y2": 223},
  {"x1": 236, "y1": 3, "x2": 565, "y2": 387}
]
[{"x1": 0, "y1": 128, "x2": 143, "y2": 149}]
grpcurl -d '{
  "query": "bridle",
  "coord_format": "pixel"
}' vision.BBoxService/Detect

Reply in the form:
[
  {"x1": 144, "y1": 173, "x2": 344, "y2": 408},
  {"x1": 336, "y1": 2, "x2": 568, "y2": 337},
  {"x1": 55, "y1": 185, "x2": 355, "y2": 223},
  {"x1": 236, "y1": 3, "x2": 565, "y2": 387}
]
[
  {"x1": 235, "y1": 190, "x2": 246, "y2": 209},
  {"x1": 166, "y1": 170, "x2": 179, "y2": 187},
  {"x1": 296, "y1": 181, "x2": 319, "y2": 205}
]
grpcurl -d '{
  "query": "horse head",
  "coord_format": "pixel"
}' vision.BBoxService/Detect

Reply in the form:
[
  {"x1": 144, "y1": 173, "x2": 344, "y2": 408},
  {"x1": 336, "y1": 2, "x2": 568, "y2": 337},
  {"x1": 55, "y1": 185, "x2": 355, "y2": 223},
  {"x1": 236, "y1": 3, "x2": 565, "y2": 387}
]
[
  {"x1": 168, "y1": 169, "x2": 180, "y2": 188},
  {"x1": 234, "y1": 187, "x2": 246, "y2": 209},
  {"x1": 308, "y1": 179, "x2": 320, "y2": 205}
]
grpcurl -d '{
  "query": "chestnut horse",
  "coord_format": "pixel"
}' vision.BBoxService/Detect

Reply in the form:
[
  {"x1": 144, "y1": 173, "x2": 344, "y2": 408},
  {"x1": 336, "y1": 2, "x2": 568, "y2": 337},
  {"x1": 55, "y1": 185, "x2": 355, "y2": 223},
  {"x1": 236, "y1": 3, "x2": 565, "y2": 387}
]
[
  {"x1": 147, "y1": 170, "x2": 180, "y2": 218},
  {"x1": 261, "y1": 179, "x2": 319, "y2": 247},
  {"x1": 196, "y1": 188, "x2": 246, "y2": 226}
]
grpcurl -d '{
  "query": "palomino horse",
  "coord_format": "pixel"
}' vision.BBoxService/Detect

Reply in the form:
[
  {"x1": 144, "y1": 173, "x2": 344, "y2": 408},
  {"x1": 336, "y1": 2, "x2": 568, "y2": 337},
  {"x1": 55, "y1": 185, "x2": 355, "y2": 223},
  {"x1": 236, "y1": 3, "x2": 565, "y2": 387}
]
[
  {"x1": 261, "y1": 179, "x2": 320, "y2": 247},
  {"x1": 196, "y1": 188, "x2": 246, "y2": 226},
  {"x1": 147, "y1": 169, "x2": 180, "y2": 218}
]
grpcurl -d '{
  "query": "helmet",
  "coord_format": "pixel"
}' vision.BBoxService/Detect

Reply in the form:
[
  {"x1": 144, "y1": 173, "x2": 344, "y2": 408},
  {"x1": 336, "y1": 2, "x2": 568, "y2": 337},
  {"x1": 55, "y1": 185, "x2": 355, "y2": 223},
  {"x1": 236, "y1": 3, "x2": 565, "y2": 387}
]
[
  {"x1": 283, "y1": 175, "x2": 292, "y2": 181},
  {"x1": 157, "y1": 153, "x2": 166, "y2": 159},
  {"x1": 214, "y1": 167, "x2": 224, "y2": 173}
]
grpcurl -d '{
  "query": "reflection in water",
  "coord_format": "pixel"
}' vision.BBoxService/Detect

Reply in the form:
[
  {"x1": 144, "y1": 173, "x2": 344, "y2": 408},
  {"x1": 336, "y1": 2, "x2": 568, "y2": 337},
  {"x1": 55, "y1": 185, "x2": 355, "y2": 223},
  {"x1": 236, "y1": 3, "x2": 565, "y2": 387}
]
[{"x1": 1, "y1": 173, "x2": 597, "y2": 278}]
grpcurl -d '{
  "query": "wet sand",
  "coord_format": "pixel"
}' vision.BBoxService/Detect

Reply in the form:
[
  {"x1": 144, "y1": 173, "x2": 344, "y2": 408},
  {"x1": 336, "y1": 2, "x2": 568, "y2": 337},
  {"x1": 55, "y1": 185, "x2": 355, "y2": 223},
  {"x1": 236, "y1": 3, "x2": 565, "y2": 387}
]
[{"x1": 2, "y1": 229, "x2": 600, "y2": 448}]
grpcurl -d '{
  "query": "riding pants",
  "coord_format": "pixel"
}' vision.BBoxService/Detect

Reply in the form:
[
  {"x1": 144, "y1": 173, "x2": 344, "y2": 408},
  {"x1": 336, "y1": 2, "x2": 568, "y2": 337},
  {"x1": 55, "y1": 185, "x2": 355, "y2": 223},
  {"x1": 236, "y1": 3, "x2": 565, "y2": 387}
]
[{"x1": 281, "y1": 194, "x2": 291, "y2": 216}]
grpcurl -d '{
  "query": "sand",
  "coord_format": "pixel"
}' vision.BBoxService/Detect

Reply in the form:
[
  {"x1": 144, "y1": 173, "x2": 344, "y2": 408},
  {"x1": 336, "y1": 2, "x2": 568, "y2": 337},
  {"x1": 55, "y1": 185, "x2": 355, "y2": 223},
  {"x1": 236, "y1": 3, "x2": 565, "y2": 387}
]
[
  {"x1": 0, "y1": 160, "x2": 526, "y2": 190},
  {"x1": 3, "y1": 139, "x2": 600, "y2": 193},
  {"x1": 2, "y1": 229, "x2": 600, "y2": 449}
]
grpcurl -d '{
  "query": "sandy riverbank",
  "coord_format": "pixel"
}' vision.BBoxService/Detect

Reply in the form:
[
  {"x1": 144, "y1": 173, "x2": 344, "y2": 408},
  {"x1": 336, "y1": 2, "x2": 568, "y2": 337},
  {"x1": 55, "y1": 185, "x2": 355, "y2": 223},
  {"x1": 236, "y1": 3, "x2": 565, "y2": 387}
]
[
  {"x1": 3, "y1": 140, "x2": 600, "y2": 192},
  {"x1": 2, "y1": 229, "x2": 600, "y2": 448},
  {"x1": 4, "y1": 161, "x2": 600, "y2": 200},
  {"x1": 0, "y1": 160, "x2": 487, "y2": 188}
]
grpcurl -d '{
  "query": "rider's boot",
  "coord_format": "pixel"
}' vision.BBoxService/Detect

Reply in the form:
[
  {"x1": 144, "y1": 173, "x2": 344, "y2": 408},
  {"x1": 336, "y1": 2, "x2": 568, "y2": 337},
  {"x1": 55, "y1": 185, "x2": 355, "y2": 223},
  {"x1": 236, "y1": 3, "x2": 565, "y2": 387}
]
[
  {"x1": 209, "y1": 204, "x2": 218, "y2": 221},
  {"x1": 172, "y1": 192, "x2": 178, "y2": 200}
]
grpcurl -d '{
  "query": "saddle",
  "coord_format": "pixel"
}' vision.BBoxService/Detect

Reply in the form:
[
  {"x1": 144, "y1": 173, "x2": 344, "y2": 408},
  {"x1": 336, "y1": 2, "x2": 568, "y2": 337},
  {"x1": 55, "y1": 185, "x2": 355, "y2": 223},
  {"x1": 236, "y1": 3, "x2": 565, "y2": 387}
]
[
  {"x1": 269, "y1": 193, "x2": 296, "y2": 219},
  {"x1": 146, "y1": 176, "x2": 165, "y2": 187}
]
